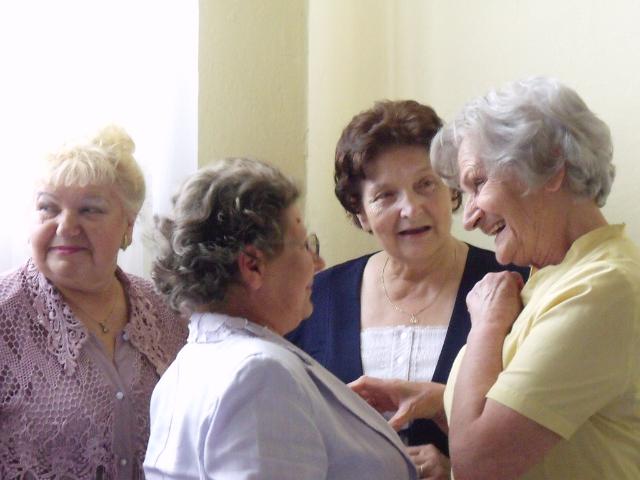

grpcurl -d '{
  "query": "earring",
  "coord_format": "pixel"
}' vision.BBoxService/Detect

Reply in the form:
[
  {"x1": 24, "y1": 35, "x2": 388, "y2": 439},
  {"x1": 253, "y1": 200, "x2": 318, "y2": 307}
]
[{"x1": 121, "y1": 233, "x2": 130, "y2": 251}]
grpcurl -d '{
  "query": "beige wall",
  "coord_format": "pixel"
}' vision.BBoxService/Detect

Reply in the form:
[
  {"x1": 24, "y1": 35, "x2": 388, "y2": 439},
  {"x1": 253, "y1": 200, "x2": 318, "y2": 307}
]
[
  {"x1": 198, "y1": 0, "x2": 307, "y2": 187},
  {"x1": 306, "y1": 0, "x2": 396, "y2": 266},
  {"x1": 199, "y1": 0, "x2": 640, "y2": 267},
  {"x1": 306, "y1": 0, "x2": 640, "y2": 265},
  {"x1": 419, "y1": 0, "x2": 640, "y2": 250}
]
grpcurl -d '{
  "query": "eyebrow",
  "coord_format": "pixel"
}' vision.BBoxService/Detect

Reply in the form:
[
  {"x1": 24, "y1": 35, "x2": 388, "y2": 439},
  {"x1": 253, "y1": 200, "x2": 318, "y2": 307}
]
[{"x1": 35, "y1": 192, "x2": 110, "y2": 204}]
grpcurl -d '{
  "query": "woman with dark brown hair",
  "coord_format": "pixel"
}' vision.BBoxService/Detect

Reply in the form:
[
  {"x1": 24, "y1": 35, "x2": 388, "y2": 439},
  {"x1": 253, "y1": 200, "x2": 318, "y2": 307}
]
[{"x1": 287, "y1": 100, "x2": 527, "y2": 478}]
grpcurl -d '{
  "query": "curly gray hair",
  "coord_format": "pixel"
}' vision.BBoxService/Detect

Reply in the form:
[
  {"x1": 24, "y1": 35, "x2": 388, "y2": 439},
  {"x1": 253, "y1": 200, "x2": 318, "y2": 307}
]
[
  {"x1": 152, "y1": 157, "x2": 300, "y2": 314},
  {"x1": 430, "y1": 76, "x2": 615, "y2": 207}
]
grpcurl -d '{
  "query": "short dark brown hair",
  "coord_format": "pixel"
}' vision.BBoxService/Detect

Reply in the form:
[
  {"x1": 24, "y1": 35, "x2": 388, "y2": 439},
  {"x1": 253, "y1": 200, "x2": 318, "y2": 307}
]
[{"x1": 334, "y1": 100, "x2": 461, "y2": 228}]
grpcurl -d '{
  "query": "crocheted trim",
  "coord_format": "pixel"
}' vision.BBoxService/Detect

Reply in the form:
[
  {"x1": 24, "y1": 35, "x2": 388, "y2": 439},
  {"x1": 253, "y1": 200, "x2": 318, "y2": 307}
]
[
  {"x1": 124, "y1": 279, "x2": 172, "y2": 376},
  {"x1": 27, "y1": 259, "x2": 170, "y2": 376},
  {"x1": 28, "y1": 260, "x2": 88, "y2": 376}
]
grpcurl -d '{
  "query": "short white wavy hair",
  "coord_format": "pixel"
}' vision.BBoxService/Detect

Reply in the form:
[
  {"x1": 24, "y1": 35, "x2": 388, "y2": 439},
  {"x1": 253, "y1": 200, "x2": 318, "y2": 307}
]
[{"x1": 431, "y1": 76, "x2": 615, "y2": 207}]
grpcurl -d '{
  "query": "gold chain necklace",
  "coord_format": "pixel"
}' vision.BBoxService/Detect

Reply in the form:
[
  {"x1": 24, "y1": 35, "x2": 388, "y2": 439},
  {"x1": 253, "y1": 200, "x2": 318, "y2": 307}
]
[
  {"x1": 67, "y1": 285, "x2": 118, "y2": 334},
  {"x1": 380, "y1": 249, "x2": 456, "y2": 325}
]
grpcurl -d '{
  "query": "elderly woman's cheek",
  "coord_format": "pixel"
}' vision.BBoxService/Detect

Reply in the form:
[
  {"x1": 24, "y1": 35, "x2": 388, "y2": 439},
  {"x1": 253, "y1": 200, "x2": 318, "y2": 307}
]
[{"x1": 29, "y1": 222, "x2": 53, "y2": 266}]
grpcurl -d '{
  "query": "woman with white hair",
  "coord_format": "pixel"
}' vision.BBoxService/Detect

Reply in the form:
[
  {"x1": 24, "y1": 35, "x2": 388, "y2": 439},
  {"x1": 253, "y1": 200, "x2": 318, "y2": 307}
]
[
  {"x1": 351, "y1": 77, "x2": 640, "y2": 479},
  {"x1": 0, "y1": 126, "x2": 187, "y2": 479}
]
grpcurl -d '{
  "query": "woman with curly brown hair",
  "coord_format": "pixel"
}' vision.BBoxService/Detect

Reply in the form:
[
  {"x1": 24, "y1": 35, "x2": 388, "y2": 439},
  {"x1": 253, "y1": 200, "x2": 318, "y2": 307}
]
[{"x1": 287, "y1": 100, "x2": 527, "y2": 478}]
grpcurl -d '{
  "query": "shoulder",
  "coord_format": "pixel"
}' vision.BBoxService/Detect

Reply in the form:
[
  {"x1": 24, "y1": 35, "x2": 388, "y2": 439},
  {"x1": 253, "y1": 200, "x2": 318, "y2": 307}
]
[
  {"x1": 0, "y1": 262, "x2": 42, "y2": 323},
  {"x1": 553, "y1": 258, "x2": 640, "y2": 310},
  {"x1": 236, "y1": 335, "x2": 305, "y2": 370},
  {"x1": 518, "y1": 258, "x2": 640, "y2": 368},
  {"x1": 203, "y1": 334, "x2": 311, "y2": 392},
  {"x1": 120, "y1": 271, "x2": 187, "y2": 370},
  {"x1": 122, "y1": 272, "x2": 182, "y2": 322},
  {"x1": 123, "y1": 272, "x2": 161, "y2": 300},
  {"x1": 0, "y1": 264, "x2": 29, "y2": 309},
  {"x1": 313, "y1": 253, "x2": 374, "y2": 288},
  {"x1": 0, "y1": 265, "x2": 34, "y2": 357}
]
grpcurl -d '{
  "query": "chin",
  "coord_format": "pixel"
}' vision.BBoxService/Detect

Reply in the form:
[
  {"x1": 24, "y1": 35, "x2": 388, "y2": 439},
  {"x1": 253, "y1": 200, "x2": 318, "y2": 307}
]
[
  {"x1": 494, "y1": 248, "x2": 513, "y2": 266},
  {"x1": 496, "y1": 250, "x2": 529, "y2": 267},
  {"x1": 303, "y1": 302, "x2": 314, "y2": 320}
]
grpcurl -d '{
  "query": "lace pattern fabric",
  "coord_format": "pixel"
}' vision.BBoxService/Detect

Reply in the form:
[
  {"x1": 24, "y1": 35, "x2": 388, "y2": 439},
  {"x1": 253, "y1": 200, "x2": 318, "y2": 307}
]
[{"x1": 0, "y1": 260, "x2": 187, "y2": 480}]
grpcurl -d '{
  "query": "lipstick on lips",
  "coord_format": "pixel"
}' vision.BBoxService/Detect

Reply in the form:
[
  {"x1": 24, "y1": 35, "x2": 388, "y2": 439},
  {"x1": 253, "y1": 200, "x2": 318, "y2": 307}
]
[{"x1": 49, "y1": 245, "x2": 85, "y2": 255}]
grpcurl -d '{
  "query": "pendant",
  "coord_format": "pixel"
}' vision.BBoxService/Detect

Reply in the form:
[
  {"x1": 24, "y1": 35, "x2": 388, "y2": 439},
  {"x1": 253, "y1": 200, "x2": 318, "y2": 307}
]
[
  {"x1": 409, "y1": 314, "x2": 418, "y2": 325},
  {"x1": 98, "y1": 322, "x2": 110, "y2": 334}
]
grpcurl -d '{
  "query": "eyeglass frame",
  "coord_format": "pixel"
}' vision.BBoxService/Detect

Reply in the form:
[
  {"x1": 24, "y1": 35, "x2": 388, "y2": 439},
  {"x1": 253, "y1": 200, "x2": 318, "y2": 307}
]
[
  {"x1": 303, "y1": 232, "x2": 320, "y2": 256},
  {"x1": 247, "y1": 233, "x2": 319, "y2": 260}
]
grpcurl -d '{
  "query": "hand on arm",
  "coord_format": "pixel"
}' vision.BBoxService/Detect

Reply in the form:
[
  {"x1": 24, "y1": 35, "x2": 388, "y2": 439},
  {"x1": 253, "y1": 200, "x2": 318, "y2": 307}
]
[
  {"x1": 349, "y1": 376, "x2": 446, "y2": 432},
  {"x1": 449, "y1": 271, "x2": 560, "y2": 480}
]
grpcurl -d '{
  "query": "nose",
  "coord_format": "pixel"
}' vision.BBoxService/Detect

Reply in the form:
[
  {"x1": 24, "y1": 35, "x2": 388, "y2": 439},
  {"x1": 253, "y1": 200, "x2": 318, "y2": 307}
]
[
  {"x1": 56, "y1": 210, "x2": 81, "y2": 237},
  {"x1": 312, "y1": 252, "x2": 326, "y2": 272},
  {"x1": 399, "y1": 191, "x2": 421, "y2": 219},
  {"x1": 463, "y1": 196, "x2": 483, "y2": 231}
]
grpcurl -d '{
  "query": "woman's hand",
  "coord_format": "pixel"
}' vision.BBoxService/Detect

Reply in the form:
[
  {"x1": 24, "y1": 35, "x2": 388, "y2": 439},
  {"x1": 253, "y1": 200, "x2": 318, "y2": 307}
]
[
  {"x1": 465, "y1": 271, "x2": 524, "y2": 337},
  {"x1": 349, "y1": 376, "x2": 446, "y2": 431},
  {"x1": 407, "y1": 444, "x2": 450, "y2": 479}
]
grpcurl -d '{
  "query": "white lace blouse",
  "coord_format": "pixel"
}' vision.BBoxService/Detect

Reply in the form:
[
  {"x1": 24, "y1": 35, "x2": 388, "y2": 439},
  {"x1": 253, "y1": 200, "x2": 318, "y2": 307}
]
[{"x1": 361, "y1": 325, "x2": 448, "y2": 382}]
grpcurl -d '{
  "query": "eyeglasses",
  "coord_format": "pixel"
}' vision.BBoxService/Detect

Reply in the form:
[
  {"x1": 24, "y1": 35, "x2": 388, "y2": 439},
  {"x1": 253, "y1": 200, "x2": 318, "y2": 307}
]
[
  {"x1": 280, "y1": 233, "x2": 320, "y2": 256},
  {"x1": 304, "y1": 233, "x2": 320, "y2": 256}
]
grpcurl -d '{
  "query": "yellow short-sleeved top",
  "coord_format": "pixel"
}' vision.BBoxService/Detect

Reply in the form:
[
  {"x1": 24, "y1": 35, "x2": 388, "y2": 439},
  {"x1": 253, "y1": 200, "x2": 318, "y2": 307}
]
[{"x1": 444, "y1": 224, "x2": 640, "y2": 479}]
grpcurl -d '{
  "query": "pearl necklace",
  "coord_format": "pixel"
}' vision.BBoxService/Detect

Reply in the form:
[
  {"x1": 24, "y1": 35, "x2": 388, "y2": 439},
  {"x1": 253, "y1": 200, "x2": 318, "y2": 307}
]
[{"x1": 380, "y1": 248, "x2": 456, "y2": 325}]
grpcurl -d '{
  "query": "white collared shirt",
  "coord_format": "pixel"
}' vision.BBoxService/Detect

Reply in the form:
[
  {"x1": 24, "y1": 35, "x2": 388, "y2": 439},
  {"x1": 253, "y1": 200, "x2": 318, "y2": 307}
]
[{"x1": 144, "y1": 312, "x2": 416, "y2": 480}]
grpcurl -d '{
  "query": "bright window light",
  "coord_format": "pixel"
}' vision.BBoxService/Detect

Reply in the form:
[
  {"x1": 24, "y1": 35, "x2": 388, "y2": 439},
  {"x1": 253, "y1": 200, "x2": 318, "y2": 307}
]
[{"x1": 0, "y1": 0, "x2": 198, "y2": 275}]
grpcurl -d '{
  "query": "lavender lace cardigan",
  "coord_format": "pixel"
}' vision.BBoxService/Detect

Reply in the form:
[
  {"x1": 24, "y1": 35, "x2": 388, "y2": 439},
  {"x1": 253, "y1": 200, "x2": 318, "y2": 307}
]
[{"x1": 0, "y1": 259, "x2": 187, "y2": 480}]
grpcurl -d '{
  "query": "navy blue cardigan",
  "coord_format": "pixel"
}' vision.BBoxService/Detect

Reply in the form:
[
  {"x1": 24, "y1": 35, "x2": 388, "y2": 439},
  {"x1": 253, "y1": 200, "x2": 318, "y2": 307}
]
[{"x1": 287, "y1": 244, "x2": 529, "y2": 454}]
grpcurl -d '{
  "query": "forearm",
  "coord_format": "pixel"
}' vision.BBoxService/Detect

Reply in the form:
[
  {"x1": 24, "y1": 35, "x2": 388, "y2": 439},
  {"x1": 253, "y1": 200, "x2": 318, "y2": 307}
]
[
  {"x1": 448, "y1": 325, "x2": 506, "y2": 477},
  {"x1": 432, "y1": 405, "x2": 449, "y2": 434},
  {"x1": 447, "y1": 272, "x2": 559, "y2": 479}
]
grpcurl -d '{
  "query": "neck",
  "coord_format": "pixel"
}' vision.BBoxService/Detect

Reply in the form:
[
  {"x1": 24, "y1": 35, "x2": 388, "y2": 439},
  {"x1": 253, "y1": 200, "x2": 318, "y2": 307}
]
[
  {"x1": 57, "y1": 274, "x2": 118, "y2": 306},
  {"x1": 386, "y1": 238, "x2": 463, "y2": 282},
  {"x1": 533, "y1": 196, "x2": 607, "y2": 268},
  {"x1": 215, "y1": 287, "x2": 284, "y2": 335}
]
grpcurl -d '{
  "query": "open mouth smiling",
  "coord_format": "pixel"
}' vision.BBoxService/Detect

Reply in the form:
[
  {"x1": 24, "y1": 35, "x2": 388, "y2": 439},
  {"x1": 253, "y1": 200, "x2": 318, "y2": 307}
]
[
  {"x1": 487, "y1": 221, "x2": 506, "y2": 236},
  {"x1": 398, "y1": 226, "x2": 431, "y2": 236}
]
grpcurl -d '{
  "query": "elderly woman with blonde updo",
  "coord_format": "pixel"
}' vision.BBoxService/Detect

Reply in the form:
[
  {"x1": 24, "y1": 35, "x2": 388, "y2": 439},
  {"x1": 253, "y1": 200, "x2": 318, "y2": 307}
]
[{"x1": 0, "y1": 126, "x2": 187, "y2": 479}]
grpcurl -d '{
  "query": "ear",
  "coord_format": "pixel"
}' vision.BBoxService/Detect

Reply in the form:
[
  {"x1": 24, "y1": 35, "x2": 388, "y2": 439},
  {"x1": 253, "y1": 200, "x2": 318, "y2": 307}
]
[
  {"x1": 237, "y1": 245, "x2": 266, "y2": 291},
  {"x1": 544, "y1": 165, "x2": 566, "y2": 193},
  {"x1": 450, "y1": 188, "x2": 463, "y2": 212},
  {"x1": 356, "y1": 211, "x2": 371, "y2": 233},
  {"x1": 125, "y1": 217, "x2": 135, "y2": 239}
]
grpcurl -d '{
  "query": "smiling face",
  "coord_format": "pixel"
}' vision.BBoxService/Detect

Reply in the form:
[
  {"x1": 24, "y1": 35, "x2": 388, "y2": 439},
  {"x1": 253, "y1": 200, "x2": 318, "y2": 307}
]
[
  {"x1": 357, "y1": 146, "x2": 456, "y2": 263},
  {"x1": 30, "y1": 183, "x2": 133, "y2": 292},
  {"x1": 457, "y1": 139, "x2": 550, "y2": 267}
]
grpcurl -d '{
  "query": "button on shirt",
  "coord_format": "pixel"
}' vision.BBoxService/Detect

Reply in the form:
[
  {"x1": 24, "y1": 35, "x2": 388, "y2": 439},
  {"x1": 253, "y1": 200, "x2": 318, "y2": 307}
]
[{"x1": 361, "y1": 325, "x2": 448, "y2": 382}]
